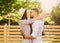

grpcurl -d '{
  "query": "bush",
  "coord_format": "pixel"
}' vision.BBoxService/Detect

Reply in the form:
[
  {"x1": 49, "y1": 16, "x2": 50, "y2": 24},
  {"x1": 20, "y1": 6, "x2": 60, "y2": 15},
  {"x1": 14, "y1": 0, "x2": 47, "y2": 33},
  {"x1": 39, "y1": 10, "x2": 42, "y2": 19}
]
[{"x1": 51, "y1": 4, "x2": 60, "y2": 25}]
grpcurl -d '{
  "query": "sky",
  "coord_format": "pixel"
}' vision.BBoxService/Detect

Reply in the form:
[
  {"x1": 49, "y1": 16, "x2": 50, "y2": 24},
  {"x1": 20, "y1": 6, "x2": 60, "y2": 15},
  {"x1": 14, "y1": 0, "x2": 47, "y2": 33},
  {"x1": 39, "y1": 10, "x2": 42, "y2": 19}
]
[
  {"x1": 37, "y1": 0, "x2": 60, "y2": 13},
  {"x1": 20, "y1": 0, "x2": 60, "y2": 13}
]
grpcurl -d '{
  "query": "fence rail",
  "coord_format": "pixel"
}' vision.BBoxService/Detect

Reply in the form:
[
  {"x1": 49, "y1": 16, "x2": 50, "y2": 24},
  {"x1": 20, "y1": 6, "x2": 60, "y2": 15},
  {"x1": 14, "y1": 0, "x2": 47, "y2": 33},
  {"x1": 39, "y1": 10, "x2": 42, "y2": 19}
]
[{"x1": 0, "y1": 24, "x2": 60, "y2": 43}]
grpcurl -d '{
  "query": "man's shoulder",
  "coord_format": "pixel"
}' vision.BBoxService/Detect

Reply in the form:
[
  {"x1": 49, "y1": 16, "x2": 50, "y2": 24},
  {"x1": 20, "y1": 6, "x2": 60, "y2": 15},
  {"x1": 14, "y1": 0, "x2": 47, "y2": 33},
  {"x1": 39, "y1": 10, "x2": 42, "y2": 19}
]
[{"x1": 33, "y1": 20, "x2": 40, "y2": 24}]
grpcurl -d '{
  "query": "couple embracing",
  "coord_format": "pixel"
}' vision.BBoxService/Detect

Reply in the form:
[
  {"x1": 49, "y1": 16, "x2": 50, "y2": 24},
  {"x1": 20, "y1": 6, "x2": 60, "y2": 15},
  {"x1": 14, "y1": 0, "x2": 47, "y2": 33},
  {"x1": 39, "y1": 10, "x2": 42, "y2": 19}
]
[{"x1": 18, "y1": 8, "x2": 51, "y2": 43}]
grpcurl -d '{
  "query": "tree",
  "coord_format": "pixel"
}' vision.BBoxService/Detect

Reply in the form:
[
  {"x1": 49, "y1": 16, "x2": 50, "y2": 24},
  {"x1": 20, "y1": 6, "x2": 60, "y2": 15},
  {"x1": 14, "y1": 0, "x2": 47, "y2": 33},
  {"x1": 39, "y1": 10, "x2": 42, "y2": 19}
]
[
  {"x1": 0, "y1": 0, "x2": 40, "y2": 16},
  {"x1": 0, "y1": 0, "x2": 21, "y2": 15},
  {"x1": 0, "y1": 0, "x2": 41, "y2": 25},
  {"x1": 51, "y1": 4, "x2": 60, "y2": 25}
]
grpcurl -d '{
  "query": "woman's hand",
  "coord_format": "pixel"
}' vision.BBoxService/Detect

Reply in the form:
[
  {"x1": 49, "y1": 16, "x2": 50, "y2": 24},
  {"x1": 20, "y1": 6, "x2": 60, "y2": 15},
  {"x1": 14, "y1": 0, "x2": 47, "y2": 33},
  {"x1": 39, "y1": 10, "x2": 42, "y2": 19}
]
[{"x1": 25, "y1": 35, "x2": 34, "y2": 39}]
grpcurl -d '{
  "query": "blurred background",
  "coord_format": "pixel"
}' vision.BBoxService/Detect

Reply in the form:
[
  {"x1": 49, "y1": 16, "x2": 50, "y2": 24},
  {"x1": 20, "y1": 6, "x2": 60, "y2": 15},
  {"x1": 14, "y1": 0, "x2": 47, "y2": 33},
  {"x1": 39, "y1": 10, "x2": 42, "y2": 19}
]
[
  {"x1": 0, "y1": 0, "x2": 60, "y2": 25},
  {"x1": 0, "y1": 0, "x2": 60, "y2": 43}
]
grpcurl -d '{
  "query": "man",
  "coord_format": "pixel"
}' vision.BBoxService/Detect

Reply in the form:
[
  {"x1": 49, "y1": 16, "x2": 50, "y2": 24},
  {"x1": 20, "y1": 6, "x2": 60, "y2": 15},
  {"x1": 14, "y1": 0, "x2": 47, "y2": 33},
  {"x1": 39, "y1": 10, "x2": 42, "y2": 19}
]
[{"x1": 22, "y1": 8, "x2": 51, "y2": 43}]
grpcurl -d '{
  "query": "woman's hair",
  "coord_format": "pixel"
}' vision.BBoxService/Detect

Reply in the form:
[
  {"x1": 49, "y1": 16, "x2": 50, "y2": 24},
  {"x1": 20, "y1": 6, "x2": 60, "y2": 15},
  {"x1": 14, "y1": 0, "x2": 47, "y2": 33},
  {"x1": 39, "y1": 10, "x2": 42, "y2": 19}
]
[
  {"x1": 21, "y1": 9, "x2": 32, "y2": 34},
  {"x1": 21, "y1": 9, "x2": 27, "y2": 20}
]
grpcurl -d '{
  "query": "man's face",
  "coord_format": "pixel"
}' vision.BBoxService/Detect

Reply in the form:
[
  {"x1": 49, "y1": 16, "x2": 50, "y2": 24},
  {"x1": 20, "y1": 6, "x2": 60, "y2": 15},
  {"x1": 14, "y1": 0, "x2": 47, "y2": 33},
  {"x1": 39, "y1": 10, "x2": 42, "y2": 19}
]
[{"x1": 30, "y1": 10, "x2": 35, "y2": 18}]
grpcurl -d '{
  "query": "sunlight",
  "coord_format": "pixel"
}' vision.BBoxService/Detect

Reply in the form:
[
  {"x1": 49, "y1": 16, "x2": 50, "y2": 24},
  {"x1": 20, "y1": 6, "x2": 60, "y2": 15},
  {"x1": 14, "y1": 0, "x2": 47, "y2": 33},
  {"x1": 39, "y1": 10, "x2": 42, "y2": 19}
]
[{"x1": 38, "y1": 0, "x2": 59, "y2": 13}]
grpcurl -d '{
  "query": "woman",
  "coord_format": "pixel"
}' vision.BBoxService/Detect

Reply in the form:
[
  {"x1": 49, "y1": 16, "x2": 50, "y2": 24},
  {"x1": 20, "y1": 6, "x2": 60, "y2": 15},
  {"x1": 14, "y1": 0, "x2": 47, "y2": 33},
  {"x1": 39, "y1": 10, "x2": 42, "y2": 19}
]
[{"x1": 18, "y1": 8, "x2": 33, "y2": 43}]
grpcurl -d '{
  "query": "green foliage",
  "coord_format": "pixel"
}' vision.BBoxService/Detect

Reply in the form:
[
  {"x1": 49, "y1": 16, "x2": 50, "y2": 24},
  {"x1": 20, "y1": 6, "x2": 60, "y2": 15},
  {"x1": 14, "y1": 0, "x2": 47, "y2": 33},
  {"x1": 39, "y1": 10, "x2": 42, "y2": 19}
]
[
  {"x1": 0, "y1": 0, "x2": 40, "y2": 16},
  {"x1": 0, "y1": 0, "x2": 21, "y2": 15},
  {"x1": 0, "y1": 0, "x2": 41, "y2": 25},
  {"x1": 51, "y1": 4, "x2": 60, "y2": 25}
]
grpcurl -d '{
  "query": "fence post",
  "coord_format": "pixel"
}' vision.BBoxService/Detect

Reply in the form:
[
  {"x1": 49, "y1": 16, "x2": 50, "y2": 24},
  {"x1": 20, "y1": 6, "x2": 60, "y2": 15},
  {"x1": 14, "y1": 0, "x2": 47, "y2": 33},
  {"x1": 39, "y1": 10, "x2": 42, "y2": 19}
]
[{"x1": 4, "y1": 24, "x2": 7, "y2": 43}]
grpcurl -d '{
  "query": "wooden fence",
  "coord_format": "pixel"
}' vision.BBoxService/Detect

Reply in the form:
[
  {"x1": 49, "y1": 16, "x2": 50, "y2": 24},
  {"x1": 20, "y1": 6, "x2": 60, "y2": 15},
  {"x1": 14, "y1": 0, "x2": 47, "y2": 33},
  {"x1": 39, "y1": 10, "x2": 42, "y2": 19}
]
[{"x1": 0, "y1": 24, "x2": 60, "y2": 43}]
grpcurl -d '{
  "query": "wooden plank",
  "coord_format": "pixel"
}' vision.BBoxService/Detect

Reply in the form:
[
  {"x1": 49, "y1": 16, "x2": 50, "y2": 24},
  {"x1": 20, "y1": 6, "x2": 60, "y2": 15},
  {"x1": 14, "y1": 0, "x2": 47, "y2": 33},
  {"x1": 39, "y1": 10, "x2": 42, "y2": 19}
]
[
  {"x1": 44, "y1": 32, "x2": 60, "y2": 35},
  {"x1": 0, "y1": 35, "x2": 4, "y2": 37},
  {"x1": 8, "y1": 27, "x2": 60, "y2": 31},
  {"x1": 0, "y1": 28, "x2": 4, "y2": 30},
  {"x1": 44, "y1": 29, "x2": 60, "y2": 32},
  {"x1": 7, "y1": 36, "x2": 22, "y2": 39},
  {"x1": 43, "y1": 41, "x2": 60, "y2": 43},
  {"x1": 8, "y1": 35, "x2": 22, "y2": 38},
  {"x1": 7, "y1": 35, "x2": 22, "y2": 38},
  {"x1": 7, "y1": 35, "x2": 60, "y2": 39},
  {"x1": 45, "y1": 25, "x2": 60, "y2": 29},
  {"x1": 0, "y1": 25, "x2": 4, "y2": 28},
  {"x1": 43, "y1": 38, "x2": 60, "y2": 41},
  {"x1": 8, "y1": 29, "x2": 21, "y2": 31},
  {"x1": 7, "y1": 26, "x2": 20, "y2": 28},
  {"x1": 7, "y1": 41, "x2": 22, "y2": 43},
  {"x1": 7, "y1": 38, "x2": 22, "y2": 41},
  {"x1": 0, "y1": 38, "x2": 4, "y2": 40},
  {"x1": 43, "y1": 35, "x2": 60, "y2": 38},
  {"x1": 0, "y1": 32, "x2": 4, "y2": 34},
  {"x1": 51, "y1": 42, "x2": 60, "y2": 43},
  {"x1": 7, "y1": 32, "x2": 21, "y2": 34}
]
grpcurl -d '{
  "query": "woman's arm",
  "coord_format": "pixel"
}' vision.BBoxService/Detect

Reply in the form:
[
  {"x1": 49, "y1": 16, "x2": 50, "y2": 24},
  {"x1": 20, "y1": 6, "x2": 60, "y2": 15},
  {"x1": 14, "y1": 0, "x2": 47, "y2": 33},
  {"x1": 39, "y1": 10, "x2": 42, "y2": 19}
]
[
  {"x1": 20, "y1": 19, "x2": 35, "y2": 25},
  {"x1": 35, "y1": 13, "x2": 51, "y2": 20},
  {"x1": 25, "y1": 35, "x2": 34, "y2": 39},
  {"x1": 25, "y1": 21, "x2": 40, "y2": 39}
]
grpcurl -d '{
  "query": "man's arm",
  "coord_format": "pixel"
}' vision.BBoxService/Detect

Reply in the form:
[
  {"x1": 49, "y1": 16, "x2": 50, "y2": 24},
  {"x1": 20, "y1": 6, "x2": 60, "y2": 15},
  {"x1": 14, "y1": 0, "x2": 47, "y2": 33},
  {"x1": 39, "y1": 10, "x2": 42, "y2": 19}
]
[{"x1": 36, "y1": 13, "x2": 51, "y2": 20}]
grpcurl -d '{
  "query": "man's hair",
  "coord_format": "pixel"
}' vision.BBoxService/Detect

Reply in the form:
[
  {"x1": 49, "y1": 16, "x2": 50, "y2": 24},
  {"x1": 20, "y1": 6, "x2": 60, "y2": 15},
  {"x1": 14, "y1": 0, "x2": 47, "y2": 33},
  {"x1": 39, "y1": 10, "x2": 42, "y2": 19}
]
[{"x1": 31, "y1": 8, "x2": 39, "y2": 14}]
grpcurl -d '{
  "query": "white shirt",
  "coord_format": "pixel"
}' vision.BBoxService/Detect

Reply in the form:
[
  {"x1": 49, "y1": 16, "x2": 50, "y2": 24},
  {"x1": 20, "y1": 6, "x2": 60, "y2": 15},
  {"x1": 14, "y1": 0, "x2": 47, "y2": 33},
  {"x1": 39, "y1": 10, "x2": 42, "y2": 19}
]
[{"x1": 31, "y1": 20, "x2": 43, "y2": 43}]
